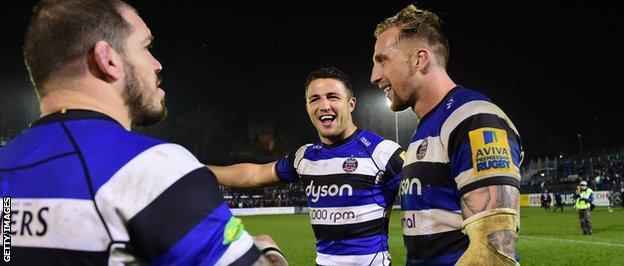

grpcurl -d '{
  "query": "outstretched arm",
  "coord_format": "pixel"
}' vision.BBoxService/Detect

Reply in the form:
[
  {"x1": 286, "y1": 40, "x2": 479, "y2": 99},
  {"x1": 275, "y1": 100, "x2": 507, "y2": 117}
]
[{"x1": 207, "y1": 162, "x2": 279, "y2": 188}]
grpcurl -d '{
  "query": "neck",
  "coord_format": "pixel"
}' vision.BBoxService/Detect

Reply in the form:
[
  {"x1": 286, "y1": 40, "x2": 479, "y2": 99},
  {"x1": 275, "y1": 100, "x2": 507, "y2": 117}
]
[
  {"x1": 320, "y1": 123, "x2": 358, "y2": 146},
  {"x1": 412, "y1": 67, "x2": 456, "y2": 119},
  {"x1": 39, "y1": 79, "x2": 132, "y2": 130}
]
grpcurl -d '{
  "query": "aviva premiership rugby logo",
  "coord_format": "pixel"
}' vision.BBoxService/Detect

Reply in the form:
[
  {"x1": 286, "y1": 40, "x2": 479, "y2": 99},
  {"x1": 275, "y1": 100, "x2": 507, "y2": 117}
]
[
  {"x1": 416, "y1": 139, "x2": 428, "y2": 160},
  {"x1": 342, "y1": 157, "x2": 358, "y2": 173},
  {"x1": 469, "y1": 127, "x2": 513, "y2": 176}
]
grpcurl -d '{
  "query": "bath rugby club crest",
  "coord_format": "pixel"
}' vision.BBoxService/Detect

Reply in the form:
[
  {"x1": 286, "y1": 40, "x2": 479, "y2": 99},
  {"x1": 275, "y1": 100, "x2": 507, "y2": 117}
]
[
  {"x1": 342, "y1": 157, "x2": 358, "y2": 173},
  {"x1": 416, "y1": 138, "x2": 428, "y2": 160}
]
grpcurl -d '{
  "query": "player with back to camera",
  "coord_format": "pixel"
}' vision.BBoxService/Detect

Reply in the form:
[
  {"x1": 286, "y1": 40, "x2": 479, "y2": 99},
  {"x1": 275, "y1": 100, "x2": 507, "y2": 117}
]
[{"x1": 0, "y1": 0, "x2": 286, "y2": 265}]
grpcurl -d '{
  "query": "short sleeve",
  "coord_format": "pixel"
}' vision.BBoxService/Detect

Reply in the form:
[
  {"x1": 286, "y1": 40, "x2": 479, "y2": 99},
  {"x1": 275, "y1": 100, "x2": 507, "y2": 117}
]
[
  {"x1": 444, "y1": 105, "x2": 523, "y2": 195},
  {"x1": 274, "y1": 145, "x2": 309, "y2": 183}
]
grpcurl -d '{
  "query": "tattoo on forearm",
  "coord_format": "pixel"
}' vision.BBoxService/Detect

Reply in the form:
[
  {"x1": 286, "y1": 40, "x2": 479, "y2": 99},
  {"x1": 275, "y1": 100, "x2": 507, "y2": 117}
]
[
  {"x1": 461, "y1": 185, "x2": 520, "y2": 260},
  {"x1": 487, "y1": 229, "x2": 517, "y2": 259},
  {"x1": 461, "y1": 187, "x2": 490, "y2": 216},
  {"x1": 461, "y1": 185, "x2": 519, "y2": 217}
]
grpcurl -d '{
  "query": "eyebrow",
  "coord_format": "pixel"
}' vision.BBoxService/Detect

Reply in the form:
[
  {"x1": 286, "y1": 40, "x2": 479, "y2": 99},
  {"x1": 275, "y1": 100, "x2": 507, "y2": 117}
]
[
  {"x1": 308, "y1": 92, "x2": 341, "y2": 100},
  {"x1": 373, "y1": 54, "x2": 387, "y2": 63}
]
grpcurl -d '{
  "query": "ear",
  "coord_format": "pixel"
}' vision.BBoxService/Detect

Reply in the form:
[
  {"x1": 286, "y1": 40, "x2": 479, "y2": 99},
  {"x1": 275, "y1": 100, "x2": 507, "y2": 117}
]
[
  {"x1": 410, "y1": 49, "x2": 430, "y2": 73},
  {"x1": 348, "y1": 97, "x2": 356, "y2": 112},
  {"x1": 92, "y1": 41, "x2": 124, "y2": 81}
]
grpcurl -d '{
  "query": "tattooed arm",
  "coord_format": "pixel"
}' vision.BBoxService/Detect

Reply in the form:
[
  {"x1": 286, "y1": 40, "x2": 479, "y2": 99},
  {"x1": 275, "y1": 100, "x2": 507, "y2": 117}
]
[{"x1": 461, "y1": 185, "x2": 520, "y2": 259}]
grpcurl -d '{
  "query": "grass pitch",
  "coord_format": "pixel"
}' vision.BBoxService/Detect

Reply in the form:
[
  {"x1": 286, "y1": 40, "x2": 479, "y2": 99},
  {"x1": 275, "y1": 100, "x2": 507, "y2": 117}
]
[{"x1": 241, "y1": 207, "x2": 624, "y2": 265}]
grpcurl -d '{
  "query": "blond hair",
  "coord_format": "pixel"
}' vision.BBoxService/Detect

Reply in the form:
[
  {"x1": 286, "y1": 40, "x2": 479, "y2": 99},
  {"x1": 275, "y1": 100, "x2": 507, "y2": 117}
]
[{"x1": 375, "y1": 4, "x2": 450, "y2": 68}]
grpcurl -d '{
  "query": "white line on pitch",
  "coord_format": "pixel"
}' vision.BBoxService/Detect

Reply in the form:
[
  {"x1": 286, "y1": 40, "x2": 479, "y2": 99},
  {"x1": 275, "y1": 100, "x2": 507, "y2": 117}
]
[{"x1": 522, "y1": 235, "x2": 624, "y2": 248}]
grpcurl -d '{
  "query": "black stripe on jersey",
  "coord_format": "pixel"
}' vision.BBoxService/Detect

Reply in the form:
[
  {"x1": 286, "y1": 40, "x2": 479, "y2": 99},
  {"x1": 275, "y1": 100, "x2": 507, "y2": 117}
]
[
  {"x1": 299, "y1": 174, "x2": 376, "y2": 189},
  {"x1": 11, "y1": 246, "x2": 108, "y2": 265},
  {"x1": 383, "y1": 148, "x2": 404, "y2": 183},
  {"x1": 230, "y1": 244, "x2": 262, "y2": 266},
  {"x1": 404, "y1": 229, "x2": 469, "y2": 260},
  {"x1": 402, "y1": 162, "x2": 455, "y2": 187},
  {"x1": 458, "y1": 176, "x2": 521, "y2": 195},
  {"x1": 128, "y1": 167, "x2": 224, "y2": 261},
  {"x1": 287, "y1": 151, "x2": 297, "y2": 172},
  {"x1": 447, "y1": 113, "x2": 520, "y2": 158},
  {"x1": 312, "y1": 217, "x2": 388, "y2": 240}
]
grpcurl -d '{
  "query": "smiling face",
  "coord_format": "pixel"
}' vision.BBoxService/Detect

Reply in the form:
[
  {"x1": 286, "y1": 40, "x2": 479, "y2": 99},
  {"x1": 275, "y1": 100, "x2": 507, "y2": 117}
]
[
  {"x1": 370, "y1": 27, "x2": 418, "y2": 112},
  {"x1": 119, "y1": 6, "x2": 166, "y2": 127},
  {"x1": 305, "y1": 78, "x2": 356, "y2": 144}
]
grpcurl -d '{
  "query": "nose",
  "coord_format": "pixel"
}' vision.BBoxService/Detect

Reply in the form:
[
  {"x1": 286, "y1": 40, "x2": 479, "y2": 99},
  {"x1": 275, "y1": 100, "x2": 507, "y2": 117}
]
[
  {"x1": 319, "y1": 98, "x2": 331, "y2": 111},
  {"x1": 370, "y1": 64, "x2": 382, "y2": 86},
  {"x1": 152, "y1": 55, "x2": 163, "y2": 73}
]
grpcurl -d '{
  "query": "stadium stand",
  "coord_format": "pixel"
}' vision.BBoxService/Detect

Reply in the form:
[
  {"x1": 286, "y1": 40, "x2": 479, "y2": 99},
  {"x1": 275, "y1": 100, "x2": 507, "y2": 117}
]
[{"x1": 521, "y1": 147, "x2": 624, "y2": 196}]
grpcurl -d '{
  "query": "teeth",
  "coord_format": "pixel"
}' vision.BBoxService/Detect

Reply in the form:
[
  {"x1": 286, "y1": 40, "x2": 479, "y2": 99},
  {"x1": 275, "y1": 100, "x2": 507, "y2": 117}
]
[
  {"x1": 320, "y1": 115, "x2": 333, "y2": 120},
  {"x1": 383, "y1": 86, "x2": 391, "y2": 92}
]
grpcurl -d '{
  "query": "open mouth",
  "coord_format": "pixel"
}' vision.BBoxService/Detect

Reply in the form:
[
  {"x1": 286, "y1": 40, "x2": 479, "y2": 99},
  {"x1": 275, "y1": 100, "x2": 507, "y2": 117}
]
[
  {"x1": 319, "y1": 115, "x2": 336, "y2": 127},
  {"x1": 382, "y1": 86, "x2": 392, "y2": 99}
]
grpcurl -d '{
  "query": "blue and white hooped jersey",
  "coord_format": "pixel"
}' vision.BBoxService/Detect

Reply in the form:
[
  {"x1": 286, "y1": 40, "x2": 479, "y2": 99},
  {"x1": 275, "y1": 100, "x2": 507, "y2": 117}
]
[
  {"x1": 0, "y1": 110, "x2": 260, "y2": 265},
  {"x1": 275, "y1": 129, "x2": 404, "y2": 266},
  {"x1": 401, "y1": 86, "x2": 523, "y2": 265}
]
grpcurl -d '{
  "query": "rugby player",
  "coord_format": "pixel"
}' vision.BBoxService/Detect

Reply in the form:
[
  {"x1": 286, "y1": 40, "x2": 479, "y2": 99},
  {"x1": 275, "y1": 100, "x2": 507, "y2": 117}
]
[
  {"x1": 210, "y1": 67, "x2": 404, "y2": 265},
  {"x1": 371, "y1": 5, "x2": 523, "y2": 265},
  {"x1": 0, "y1": 0, "x2": 286, "y2": 264}
]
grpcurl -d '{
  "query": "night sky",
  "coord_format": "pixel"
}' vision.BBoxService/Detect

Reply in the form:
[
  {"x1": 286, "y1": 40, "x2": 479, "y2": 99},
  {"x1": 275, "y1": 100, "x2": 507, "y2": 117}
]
[{"x1": 1, "y1": 1, "x2": 622, "y2": 162}]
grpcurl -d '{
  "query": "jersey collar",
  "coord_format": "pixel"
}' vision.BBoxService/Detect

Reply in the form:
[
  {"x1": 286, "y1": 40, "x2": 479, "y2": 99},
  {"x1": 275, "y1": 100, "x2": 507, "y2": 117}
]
[
  {"x1": 30, "y1": 109, "x2": 122, "y2": 128},
  {"x1": 417, "y1": 85, "x2": 463, "y2": 130},
  {"x1": 321, "y1": 128, "x2": 362, "y2": 149}
]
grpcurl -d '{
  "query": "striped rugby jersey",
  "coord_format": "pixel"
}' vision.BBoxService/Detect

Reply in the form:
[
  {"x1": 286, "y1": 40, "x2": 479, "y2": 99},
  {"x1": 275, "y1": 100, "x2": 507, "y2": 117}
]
[
  {"x1": 0, "y1": 110, "x2": 260, "y2": 265},
  {"x1": 401, "y1": 86, "x2": 522, "y2": 265},
  {"x1": 275, "y1": 129, "x2": 404, "y2": 266}
]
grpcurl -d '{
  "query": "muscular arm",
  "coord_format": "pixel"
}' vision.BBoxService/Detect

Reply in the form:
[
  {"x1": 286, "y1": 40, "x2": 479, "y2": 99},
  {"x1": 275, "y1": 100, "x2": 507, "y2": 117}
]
[
  {"x1": 256, "y1": 253, "x2": 288, "y2": 266},
  {"x1": 253, "y1": 234, "x2": 288, "y2": 266},
  {"x1": 207, "y1": 162, "x2": 279, "y2": 188},
  {"x1": 461, "y1": 185, "x2": 519, "y2": 259}
]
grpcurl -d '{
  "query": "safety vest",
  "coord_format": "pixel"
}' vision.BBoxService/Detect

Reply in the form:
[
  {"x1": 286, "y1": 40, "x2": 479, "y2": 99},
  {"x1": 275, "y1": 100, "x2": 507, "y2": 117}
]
[{"x1": 575, "y1": 188, "x2": 593, "y2": 210}]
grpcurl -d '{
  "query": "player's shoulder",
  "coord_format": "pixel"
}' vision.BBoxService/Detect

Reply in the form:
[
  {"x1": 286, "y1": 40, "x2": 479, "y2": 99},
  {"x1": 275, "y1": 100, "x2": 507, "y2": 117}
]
[
  {"x1": 57, "y1": 111, "x2": 203, "y2": 187},
  {"x1": 130, "y1": 142, "x2": 201, "y2": 168},
  {"x1": 357, "y1": 128, "x2": 400, "y2": 152},
  {"x1": 440, "y1": 86, "x2": 518, "y2": 139},
  {"x1": 444, "y1": 86, "x2": 496, "y2": 115},
  {"x1": 94, "y1": 140, "x2": 206, "y2": 201},
  {"x1": 85, "y1": 127, "x2": 205, "y2": 193},
  {"x1": 295, "y1": 143, "x2": 315, "y2": 156}
]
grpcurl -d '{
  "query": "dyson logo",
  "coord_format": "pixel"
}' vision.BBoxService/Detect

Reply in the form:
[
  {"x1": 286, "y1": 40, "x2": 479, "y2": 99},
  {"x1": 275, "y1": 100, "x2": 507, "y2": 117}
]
[{"x1": 305, "y1": 180, "x2": 353, "y2": 203}]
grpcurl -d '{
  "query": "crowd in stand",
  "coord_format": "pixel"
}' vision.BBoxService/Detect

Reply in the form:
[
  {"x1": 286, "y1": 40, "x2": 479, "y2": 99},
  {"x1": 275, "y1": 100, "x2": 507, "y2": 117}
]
[
  {"x1": 220, "y1": 183, "x2": 307, "y2": 208},
  {"x1": 522, "y1": 152, "x2": 624, "y2": 194}
]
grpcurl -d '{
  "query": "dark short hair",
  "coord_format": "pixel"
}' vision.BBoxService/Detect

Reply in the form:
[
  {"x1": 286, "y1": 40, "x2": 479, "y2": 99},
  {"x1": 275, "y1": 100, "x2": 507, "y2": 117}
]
[
  {"x1": 305, "y1": 67, "x2": 353, "y2": 98},
  {"x1": 23, "y1": 0, "x2": 133, "y2": 96}
]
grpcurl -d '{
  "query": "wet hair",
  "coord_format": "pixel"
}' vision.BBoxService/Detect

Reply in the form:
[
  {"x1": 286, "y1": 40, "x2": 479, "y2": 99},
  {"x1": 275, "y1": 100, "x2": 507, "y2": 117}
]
[
  {"x1": 23, "y1": 0, "x2": 133, "y2": 96},
  {"x1": 374, "y1": 4, "x2": 450, "y2": 68},
  {"x1": 305, "y1": 66, "x2": 353, "y2": 99}
]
